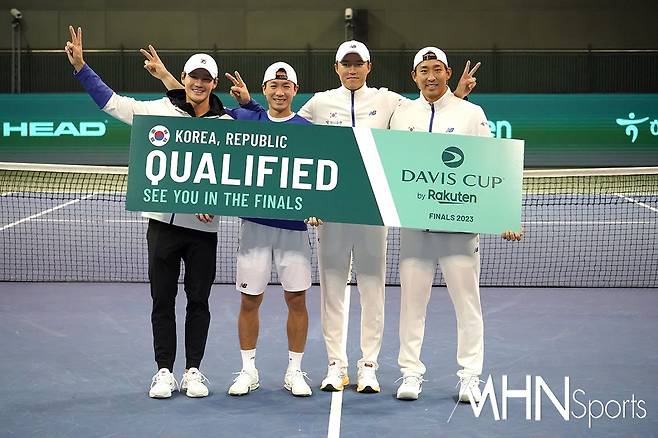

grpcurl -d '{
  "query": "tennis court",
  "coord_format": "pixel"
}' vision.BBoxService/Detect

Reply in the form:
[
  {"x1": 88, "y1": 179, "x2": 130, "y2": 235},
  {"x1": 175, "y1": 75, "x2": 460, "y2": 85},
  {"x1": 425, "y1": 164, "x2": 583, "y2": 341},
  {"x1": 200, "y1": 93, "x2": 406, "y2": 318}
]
[{"x1": 1, "y1": 164, "x2": 657, "y2": 437}]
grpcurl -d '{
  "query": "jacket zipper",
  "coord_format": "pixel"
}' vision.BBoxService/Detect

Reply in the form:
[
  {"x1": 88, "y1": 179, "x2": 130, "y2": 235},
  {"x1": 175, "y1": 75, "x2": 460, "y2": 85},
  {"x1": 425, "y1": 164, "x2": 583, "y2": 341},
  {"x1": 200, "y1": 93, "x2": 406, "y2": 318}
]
[
  {"x1": 351, "y1": 91, "x2": 356, "y2": 127},
  {"x1": 428, "y1": 103, "x2": 435, "y2": 132}
]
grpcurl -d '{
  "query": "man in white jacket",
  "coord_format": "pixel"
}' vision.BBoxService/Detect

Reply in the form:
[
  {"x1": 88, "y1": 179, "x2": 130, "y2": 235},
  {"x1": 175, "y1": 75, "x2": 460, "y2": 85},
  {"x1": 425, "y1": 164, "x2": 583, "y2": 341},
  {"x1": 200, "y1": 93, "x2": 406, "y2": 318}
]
[
  {"x1": 65, "y1": 26, "x2": 252, "y2": 399},
  {"x1": 297, "y1": 41, "x2": 480, "y2": 393},
  {"x1": 389, "y1": 46, "x2": 522, "y2": 402}
]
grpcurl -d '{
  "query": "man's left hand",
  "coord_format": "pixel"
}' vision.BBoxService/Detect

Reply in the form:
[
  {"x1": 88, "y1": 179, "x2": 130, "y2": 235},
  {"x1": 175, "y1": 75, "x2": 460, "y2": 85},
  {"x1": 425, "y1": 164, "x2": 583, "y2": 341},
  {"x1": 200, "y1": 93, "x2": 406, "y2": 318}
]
[
  {"x1": 454, "y1": 60, "x2": 481, "y2": 99},
  {"x1": 225, "y1": 71, "x2": 251, "y2": 105}
]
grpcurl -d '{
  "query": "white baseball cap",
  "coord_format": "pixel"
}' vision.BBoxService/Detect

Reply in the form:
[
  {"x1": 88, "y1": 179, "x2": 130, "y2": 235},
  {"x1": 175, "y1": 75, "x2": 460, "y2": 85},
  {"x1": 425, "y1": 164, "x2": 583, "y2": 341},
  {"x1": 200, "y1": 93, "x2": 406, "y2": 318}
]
[
  {"x1": 335, "y1": 40, "x2": 370, "y2": 63},
  {"x1": 183, "y1": 53, "x2": 219, "y2": 79},
  {"x1": 262, "y1": 62, "x2": 298, "y2": 86},
  {"x1": 413, "y1": 47, "x2": 449, "y2": 70}
]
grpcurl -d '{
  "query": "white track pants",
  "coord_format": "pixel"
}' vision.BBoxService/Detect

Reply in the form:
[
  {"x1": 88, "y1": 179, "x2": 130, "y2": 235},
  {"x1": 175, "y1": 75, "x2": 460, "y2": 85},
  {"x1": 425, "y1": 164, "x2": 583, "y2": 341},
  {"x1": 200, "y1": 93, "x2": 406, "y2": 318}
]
[
  {"x1": 318, "y1": 223, "x2": 387, "y2": 368},
  {"x1": 398, "y1": 228, "x2": 483, "y2": 378}
]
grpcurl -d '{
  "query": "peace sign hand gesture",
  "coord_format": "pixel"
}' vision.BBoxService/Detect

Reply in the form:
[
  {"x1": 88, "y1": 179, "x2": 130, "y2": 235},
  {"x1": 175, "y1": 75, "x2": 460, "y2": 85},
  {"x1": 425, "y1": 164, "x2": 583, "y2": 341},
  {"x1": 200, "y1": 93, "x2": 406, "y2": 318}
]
[
  {"x1": 454, "y1": 60, "x2": 481, "y2": 99},
  {"x1": 225, "y1": 71, "x2": 251, "y2": 105},
  {"x1": 65, "y1": 25, "x2": 85, "y2": 73},
  {"x1": 140, "y1": 45, "x2": 169, "y2": 79},
  {"x1": 140, "y1": 44, "x2": 183, "y2": 90}
]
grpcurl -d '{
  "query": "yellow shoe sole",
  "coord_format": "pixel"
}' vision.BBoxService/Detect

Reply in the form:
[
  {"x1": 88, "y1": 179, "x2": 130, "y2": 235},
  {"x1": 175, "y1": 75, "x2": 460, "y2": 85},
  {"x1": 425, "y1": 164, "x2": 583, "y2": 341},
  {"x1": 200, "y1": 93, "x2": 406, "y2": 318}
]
[{"x1": 320, "y1": 376, "x2": 350, "y2": 392}]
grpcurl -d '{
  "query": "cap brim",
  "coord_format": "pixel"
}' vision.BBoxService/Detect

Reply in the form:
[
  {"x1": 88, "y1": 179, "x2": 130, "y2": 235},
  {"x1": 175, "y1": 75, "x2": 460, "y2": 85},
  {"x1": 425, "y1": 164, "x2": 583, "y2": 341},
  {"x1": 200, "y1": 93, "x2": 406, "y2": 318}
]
[
  {"x1": 186, "y1": 67, "x2": 216, "y2": 79},
  {"x1": 339, "y1": 52, "x2": 368, "y2": 62}
]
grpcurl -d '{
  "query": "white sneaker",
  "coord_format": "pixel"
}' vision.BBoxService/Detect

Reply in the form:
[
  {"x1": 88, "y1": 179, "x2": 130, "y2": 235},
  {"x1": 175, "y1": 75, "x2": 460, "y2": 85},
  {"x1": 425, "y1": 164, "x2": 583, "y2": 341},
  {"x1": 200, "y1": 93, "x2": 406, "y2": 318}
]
[
  {"x1": 396, "y1": 374, "x2": 424, "y2": 400},
  {"x1": 458, "y1": 375, "x2": 483, "y2": 403},
  {"x1": 149, "y1": 368, "x2": 179, "y2": 399},
  {"x1": 356, "y1": 362, "x2": 380, "y2": 393},
  {"x1": 180, "y1": 367, "x2": 209, "y2": 398},
  {"x1": 320, "y1": 362, "x2": 349, "y2": 392},
  {"x1": 284, "y1": 369, "x2": 312, "y2": 397},
  {"x1": 228, "y1": 369, "x2": 259, "y2": 396}
]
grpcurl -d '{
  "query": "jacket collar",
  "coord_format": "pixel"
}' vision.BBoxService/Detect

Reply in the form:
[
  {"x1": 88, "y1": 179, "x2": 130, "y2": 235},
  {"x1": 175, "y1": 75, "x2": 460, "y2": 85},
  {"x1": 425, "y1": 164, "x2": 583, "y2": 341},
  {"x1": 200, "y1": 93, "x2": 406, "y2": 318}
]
[
  {"x1": 339, "y1": 83, "x2": 369, "y2": 97},
  {"x1": 419, "y1": 87, "x2": 453, "y2": 110},
  {"x1": 166, "y1": 89, "x2": 226, "y2": 117}
]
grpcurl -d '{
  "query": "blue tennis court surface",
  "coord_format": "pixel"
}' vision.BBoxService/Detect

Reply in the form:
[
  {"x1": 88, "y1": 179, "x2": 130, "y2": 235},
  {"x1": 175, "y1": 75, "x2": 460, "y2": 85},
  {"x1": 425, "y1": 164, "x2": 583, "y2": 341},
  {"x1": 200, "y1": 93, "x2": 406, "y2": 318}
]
[
  {"x1": 1, "y1": 173, "x2": 657, "y2": 437},
  {"x1": 0, "y1": 283, "x2": 656, "y2": 437}
]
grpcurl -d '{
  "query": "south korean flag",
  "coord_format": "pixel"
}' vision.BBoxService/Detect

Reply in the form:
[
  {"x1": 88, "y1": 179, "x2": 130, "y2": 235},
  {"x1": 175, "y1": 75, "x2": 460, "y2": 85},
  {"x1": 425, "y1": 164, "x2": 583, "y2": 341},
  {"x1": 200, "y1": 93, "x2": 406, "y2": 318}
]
[{"x1": 149, "y1": 125, "x2": 170, "y2": 147}]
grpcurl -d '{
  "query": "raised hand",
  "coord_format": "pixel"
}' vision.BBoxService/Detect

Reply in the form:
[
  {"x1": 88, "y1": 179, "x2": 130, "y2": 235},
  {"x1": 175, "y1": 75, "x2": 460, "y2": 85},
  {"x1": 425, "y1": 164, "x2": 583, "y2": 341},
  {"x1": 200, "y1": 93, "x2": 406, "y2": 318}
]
[
  {"x1": 140, "y1": 44, "x2": 183, "y2": 90},
  {"x1": 140, "y1": 45, "x2": 169, "y2": 79},
  {"x1": 225, "y1": 71, "x2": 251, "y2": 105},
  {"x1": 65, "y1": 25, "x2": 85, "y2": 72},
  {"x1": 454, "y1": 60, "x2": 481, "y2": 99}
]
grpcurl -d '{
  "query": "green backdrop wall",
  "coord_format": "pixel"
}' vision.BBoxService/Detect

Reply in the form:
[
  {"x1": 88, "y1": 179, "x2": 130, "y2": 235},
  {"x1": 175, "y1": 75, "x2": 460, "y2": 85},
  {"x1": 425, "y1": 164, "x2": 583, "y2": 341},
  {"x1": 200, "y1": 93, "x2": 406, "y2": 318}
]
[{"x1": 1, "y1": 93, "x2": 656, "y2": 167}]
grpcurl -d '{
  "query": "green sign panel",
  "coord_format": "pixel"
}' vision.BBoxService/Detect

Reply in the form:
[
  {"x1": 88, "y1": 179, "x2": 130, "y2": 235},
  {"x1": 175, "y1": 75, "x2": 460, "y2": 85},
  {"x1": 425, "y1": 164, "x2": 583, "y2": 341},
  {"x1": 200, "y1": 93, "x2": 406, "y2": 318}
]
[{"x1": 126, "y1": 115, "x2": 523, "y2": 234}]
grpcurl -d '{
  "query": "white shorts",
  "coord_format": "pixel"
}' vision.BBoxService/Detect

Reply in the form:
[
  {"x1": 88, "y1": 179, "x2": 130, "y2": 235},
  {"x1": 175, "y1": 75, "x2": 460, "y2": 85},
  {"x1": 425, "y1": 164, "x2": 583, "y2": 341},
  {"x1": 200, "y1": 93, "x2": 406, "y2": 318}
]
[{"x1": 236, "y1": 220, "x2": 312, "y2": 295}]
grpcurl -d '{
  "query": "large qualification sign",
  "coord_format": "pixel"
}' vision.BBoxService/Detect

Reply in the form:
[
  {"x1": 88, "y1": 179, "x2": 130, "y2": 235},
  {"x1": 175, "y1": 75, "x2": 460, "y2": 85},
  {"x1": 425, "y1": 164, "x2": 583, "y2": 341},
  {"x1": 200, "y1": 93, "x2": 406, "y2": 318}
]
[{"x1": 126, "y1": 115, "x2": 524, "y2": 234}]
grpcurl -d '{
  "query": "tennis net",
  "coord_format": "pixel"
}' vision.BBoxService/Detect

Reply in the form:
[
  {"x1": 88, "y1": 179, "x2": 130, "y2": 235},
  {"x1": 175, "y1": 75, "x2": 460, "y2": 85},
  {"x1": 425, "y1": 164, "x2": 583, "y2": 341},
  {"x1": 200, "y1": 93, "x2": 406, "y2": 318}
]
[{"x1": 1, "y1": 162, "x2": 656, "y2": 287}]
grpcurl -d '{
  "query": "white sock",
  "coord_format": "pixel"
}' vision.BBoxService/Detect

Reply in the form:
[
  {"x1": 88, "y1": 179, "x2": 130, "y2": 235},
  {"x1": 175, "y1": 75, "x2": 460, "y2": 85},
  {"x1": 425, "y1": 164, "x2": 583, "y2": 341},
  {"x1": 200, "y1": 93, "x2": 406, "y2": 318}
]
[
  {"x1": 241, "y1": 348, "x2": 256, "y2": 371},
  {"x1": 288, "y1": 351, "x2": 304, "y2": 372}
]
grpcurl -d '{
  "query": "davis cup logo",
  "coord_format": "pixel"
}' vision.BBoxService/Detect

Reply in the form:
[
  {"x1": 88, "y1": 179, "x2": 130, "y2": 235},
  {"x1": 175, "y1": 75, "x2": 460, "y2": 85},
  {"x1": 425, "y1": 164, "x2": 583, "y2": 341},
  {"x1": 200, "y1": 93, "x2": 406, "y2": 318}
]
[
  {"x1": 442, "y1": 146, "x2": 464, "y2": 168},
  {"x1": 149, "y1": 125, "x2": 170, "y2": 147}
]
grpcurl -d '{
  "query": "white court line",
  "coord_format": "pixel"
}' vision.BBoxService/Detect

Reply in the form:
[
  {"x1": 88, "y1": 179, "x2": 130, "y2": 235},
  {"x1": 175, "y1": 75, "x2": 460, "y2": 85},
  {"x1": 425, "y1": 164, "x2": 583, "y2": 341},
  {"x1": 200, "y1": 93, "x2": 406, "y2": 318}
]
[
  {"x1": 613, "y1": 193, "x2": 658, "y2": 213},
  {"x1": 0, "y1": 193, "x2": 96, "y2": 231},
  {"x1": 1, "y1": 192, "x2": 15, "y2": 196},
  {"x1": 328, "y1": 383, "x2": 344, "y2": 438},
  {"x1": 25, "y1": 218, "x2": 146, "y2": 224},
  {"x1": 327, "y1": 278, "x2": 352, "y2": 438}
]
